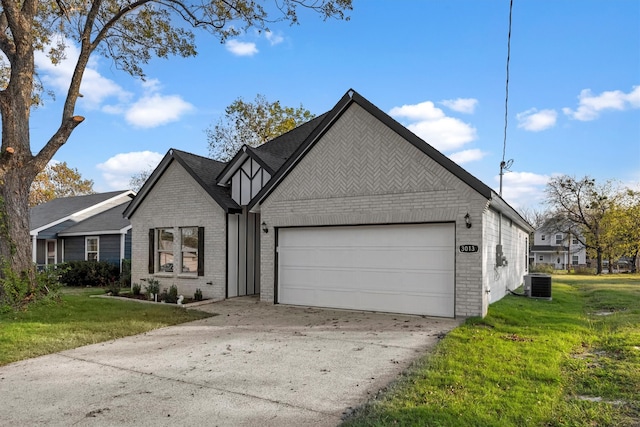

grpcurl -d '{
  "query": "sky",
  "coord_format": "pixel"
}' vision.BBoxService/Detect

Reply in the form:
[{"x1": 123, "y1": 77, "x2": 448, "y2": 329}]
[{"x1": 28, "y1": 0, "x2": 640, "y2": 211}]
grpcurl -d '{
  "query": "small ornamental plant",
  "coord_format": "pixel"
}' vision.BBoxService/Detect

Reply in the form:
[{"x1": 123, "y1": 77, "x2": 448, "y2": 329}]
[{"x1": 194, "y1": 288, "x2": 203, "y2": 301}]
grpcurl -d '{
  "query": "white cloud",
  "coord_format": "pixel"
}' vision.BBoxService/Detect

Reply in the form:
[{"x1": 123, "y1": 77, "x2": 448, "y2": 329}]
[
  {"x1": 97, "y1": 151, "x2": 164, "y2": 190},
  {"x1": 124, "y1": 79, "x2": 194, "y2": 128},
  {"x1": 265, "y1": 30, "x2": 284, "y2": 46},
  {"x1": 563, "y1": 86, "x2": 640, "y2": 121},
  {"x1": 495, "y1": 171, "x2": 550, "y2": 209},
  {"x1": 225, "y1": 39, "x2": 259, "y2": 56},
  {"x1": 440, "y1": 98, "x2": 478, "y2": 114},
  {"x1": 389, "y1": 101, "x2": 477, "y2": 151},
  {"x1": 34, "y1": 39, "x2": 131, "y2": 109},
  {"x1": 516, "y1": 108, "x2": 557, "y2": 132},
  {"x1": 448, "y1": 148, "x2": 487, "y2": 164}
]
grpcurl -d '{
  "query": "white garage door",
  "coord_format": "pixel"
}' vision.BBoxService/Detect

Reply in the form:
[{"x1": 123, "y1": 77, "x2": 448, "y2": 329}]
[{"x1": 277, "y1": 223, "x2": 455, "y2": 317}]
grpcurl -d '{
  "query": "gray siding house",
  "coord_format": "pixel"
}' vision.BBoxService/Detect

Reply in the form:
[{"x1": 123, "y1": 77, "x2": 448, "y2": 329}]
[
  {"x1": 30, "y1": 191, "x2": 135, "y2": 270},
  {"x1": 125, "y1": 90, "x2": 533, "y2": 318}
]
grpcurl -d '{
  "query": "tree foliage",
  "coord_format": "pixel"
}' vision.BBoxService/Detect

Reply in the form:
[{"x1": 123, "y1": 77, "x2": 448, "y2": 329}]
[
  {"x1": 544, "y1": 175, "x2": 636, "y2": 274},
  {"x1": 129, "y1": 168, "x2": 153, "y2": 192},
  {"x1": 29, "y1": 161, "x2": 94, "y2": 207},
  {"x1": 0, "y1": 0, "x2": 352, "y2": 284},
  {"x1": 601, "y1": 189, "x2": 640, "y2": 272},
  {"x1": 207, "y1": 94, "x2": 315, "y2": 161}
]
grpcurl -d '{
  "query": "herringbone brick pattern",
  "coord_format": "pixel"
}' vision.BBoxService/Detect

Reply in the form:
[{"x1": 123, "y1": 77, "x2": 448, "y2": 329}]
[{"x1": 272, "y1": 104, "x2": 455, "y2": 201}]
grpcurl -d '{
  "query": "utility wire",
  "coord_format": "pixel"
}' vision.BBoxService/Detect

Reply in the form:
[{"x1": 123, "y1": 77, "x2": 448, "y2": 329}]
[{"x1": 502, "y1": 0, "x2": 513, "y2": 165}]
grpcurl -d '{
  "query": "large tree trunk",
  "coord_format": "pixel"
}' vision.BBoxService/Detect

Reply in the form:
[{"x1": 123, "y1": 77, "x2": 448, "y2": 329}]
[{"x1": 0, "y1": 168, "x2": 35, "y2": 274}]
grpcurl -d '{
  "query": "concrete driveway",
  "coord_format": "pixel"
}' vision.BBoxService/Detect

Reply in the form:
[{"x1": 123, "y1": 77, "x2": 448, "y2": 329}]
[{"x1": 0, "y1": 297, "x2": 461, "y2": 426}]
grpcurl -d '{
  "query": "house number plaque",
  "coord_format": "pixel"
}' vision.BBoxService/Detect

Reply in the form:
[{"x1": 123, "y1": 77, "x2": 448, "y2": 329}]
[{"x1": 459, "y1": 245, "x2": 479, "y2": 253}]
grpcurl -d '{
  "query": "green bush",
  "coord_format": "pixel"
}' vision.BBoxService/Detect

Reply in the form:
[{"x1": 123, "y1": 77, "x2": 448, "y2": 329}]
[
  {"x1": 132, "y1": 283, "x2": 141, "y2": 295},
  {"x1": 166, "y1": 285, "x2": 179, "y2": 304},
  {"x1": 143, "y1": 278, "x2": 160, "y2": 300},
  {"x1": 0, "y1": 264, "x2": 62, "y2": 312},
  {"x1": 194, "y1": 288, "x2": 203, "y2": 301},
  {"x1": 58, "y1": 261, "x2": 120, "y2": 287},
  {"x1": 530, "y1": 263, "x2": 555, "y2": 274},
  {"x1": 572, "y1": 266, "x2": 596, "y2": 275}
]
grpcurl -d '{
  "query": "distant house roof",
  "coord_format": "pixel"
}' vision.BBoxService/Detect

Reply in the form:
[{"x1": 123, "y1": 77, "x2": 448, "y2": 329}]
[
  {"x1": 30, "y1": 191, "x2": 135, "y2": 233},
  {"x1": 58, "y1": 202, "x2": 132, "y2": 236}
]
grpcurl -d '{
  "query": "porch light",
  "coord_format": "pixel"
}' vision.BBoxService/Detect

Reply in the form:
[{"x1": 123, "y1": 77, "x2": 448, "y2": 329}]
[
  {"x1": 465, "y1": 213, "x2": 472, "y2": 228},
  {"x1": 261, "y1": 221, "x2": 268, "y2": 233}
]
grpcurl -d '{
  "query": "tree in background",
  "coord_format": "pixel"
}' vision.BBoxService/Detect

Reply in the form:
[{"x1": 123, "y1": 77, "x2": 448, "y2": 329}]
[
  {"x1": 29, "y1": 162, "x2": 94, "y2": 207},
  {"x1": 545, "y1": 175, "x2": 620, "y2": 274},
  {"x1": 129, "y1": 168, "x2": 153, "y2": 193},
  {"x1": 601, "y1": 189, "x2": 640, "y2": 272},
  {"x1": 0, "y1": 0, "x2": 352, "y2": 285},
  {"x1": 207, "y1": 94, "x2": 315, "y2": 161}
]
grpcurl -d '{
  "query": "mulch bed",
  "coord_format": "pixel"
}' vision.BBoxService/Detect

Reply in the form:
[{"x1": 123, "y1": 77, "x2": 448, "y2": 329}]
[{"x1": 109, "y1": 292, "x2": 206, "y2": 305}]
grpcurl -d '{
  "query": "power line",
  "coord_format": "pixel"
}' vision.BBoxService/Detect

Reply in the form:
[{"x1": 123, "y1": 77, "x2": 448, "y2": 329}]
[{"x1": 500, "y1": 0, "x2": 514, "y2": 197}]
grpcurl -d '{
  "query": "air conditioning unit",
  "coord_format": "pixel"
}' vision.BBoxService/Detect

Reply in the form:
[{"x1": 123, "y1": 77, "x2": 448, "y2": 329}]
[{"x1": 523, "y1": 273, "x2": 552, "y2": 300}]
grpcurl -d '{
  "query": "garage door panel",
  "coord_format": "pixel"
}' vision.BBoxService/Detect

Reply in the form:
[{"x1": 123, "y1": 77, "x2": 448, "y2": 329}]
[
  {"x1": 278, "y1": 224, "x2": 455, "y2": 317},
  {"x1": 280, "y1": 286, "x2": 454, "y2": 318}
]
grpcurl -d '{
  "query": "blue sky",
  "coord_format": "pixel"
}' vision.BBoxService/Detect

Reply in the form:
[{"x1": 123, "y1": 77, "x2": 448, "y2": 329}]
[{"x1": 30, "y1": 0, "x2": 640, "y2": 210}]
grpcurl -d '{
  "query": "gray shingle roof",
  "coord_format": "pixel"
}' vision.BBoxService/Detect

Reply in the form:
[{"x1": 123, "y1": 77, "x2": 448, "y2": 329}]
[
  {"x1": 30, "y1": 191, "x2": 131, "y2": 231},
  {"x1": 171, "y1": 149, "x2": 241, "y2": 213},
  {"x1": 253, "y1": 113, "x2": 328, "y2": 171},
  {"x1": 58, "y1": 202, "x2": 131, "y2": 236}
]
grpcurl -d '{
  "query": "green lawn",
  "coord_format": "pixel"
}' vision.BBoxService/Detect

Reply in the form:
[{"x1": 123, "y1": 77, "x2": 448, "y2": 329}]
[
  {"x1": 0, "y1": 287, "x2": 213, "y2": 366},
  {"x1": 343, "y1": 274, "x2": 640, "y2": 427}
]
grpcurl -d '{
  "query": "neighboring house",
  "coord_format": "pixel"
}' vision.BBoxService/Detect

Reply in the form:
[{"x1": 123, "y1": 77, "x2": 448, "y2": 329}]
[
  {"x1": 530, "y1": 222, "x2": 588, "y2": 269},
  {"x1": 30, "y1": 191, "x2": 135, "y2": 270},
  {"x1": 125, "y1": 89, "x2": 533, "y2": 318}
]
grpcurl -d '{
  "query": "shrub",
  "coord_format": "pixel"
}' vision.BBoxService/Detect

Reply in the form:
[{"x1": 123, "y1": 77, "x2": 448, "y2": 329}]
[
  {"x1": 58, "y1": 261, "x2": 120, "y2": 287},
  {"x1": 105, "y1": 281, "x2": 121, "y2": 296},
  {"x1": 144, "y1": 278, "x2": 160, "y2": 300},
  {"x1": 132, "y1": 283, "x2": 141, "y2": 295},
  {"x1": 572, "y1": 266, "x2": 596, "y2": 275},
  {"x1": 194, "y1": 288, "x2": 203, "y2": 301},
  {"x1": 0, "y1": 264, "x2": 62, "y2": 312},
  {"x1": 165, "y1": 285, "x2": 179, "y2": 304},
  {"x1": 529, "y1": 263, "x2": 555, "y2": 274}
]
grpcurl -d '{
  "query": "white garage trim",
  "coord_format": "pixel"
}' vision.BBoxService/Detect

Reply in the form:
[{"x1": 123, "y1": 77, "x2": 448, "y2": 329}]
[{"x1": 276, "y1": 223, "x2": 455, "y2": 317}]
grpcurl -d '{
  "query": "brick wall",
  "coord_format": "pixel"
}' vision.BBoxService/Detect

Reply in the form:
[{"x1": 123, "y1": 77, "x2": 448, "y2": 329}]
[
  {"x1": 259, "y1": 103, "x2": 490, "y2": 317},
  {"x1": 129, "y1": 162, "x2": 227, "y2": 301}
]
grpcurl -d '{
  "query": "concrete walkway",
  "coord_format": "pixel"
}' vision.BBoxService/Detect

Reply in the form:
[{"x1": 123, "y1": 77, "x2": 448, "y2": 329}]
[{"x1": 0, "y1": 297, "x2": 462, "y2": 426}]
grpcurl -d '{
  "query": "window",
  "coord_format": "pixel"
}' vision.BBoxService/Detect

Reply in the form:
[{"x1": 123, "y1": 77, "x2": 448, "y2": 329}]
[
  {"x1": 572, "y1": 255, "x2": 579, "y2": 265},
  {"x1": 86, "y1": 237, "x2": 99, "y2": 261},
  {"x1": 157, "y1": 228, "x2": 174, "y2": 272},
  {"x1": 539, "y1": 255, "x2": 543, "y2": 261},
  {"x1": 572, "y1": 238, "x2": 579, "y2": 245},
  {"x1": 541, "y1": 234, "x2": 546, "y2": 241},
  {"x1": 149, "y1": 227, "x2": 204, "y2": 275},
  {"x1": 181, "y1": 227, "x2": 198, "y2": 274},
  {"x1": 555, "y1": 234, "x2": 563, "y2": 244},
  {"x1": 47, "y1": 240, "x2": 56, "y2": 265}
]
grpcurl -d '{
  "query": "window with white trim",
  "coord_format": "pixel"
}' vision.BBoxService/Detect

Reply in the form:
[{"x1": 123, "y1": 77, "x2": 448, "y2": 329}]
[
  {"x1": 572, "y1": 255, "x2": 579, "y2": 265},
  {"x1": 539, "y1": 255, "x2": 543, "y2": 261},
  {"x1": 541, "y1": 234, "x2": 546, "y2": 241},
  {"x1": 86, "y1": 237, "x2": 99, "y2": 261},
  {"x1": 555, "y1": 234, "x2": 563, "y2": 244}
]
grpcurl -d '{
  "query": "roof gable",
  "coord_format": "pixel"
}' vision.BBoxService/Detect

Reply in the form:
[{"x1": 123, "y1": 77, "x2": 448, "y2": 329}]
[
  {"x1": 248, "y1": 89, "x2": 493, "y2": 211},
  {"x1": 123, "y1": 149, "x2": 240, "y2": 218}
]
